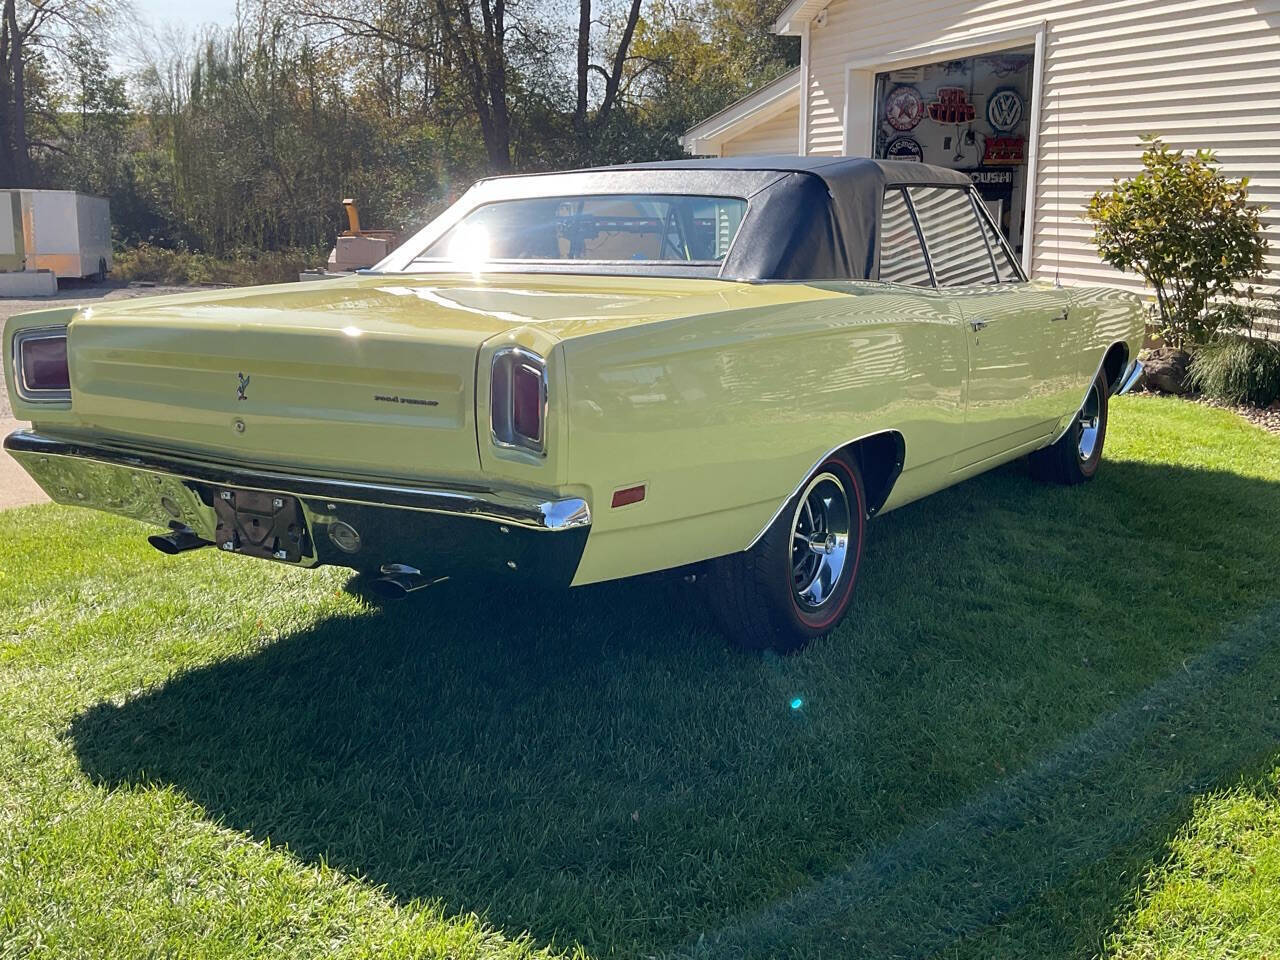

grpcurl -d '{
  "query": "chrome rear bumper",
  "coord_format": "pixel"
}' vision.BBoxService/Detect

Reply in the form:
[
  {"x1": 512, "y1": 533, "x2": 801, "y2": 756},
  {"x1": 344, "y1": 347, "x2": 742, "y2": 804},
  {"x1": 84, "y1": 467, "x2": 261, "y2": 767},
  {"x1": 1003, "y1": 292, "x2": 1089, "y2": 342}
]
[{"x1": 4, "y1": 430, "x2": 591, "y2": 584}]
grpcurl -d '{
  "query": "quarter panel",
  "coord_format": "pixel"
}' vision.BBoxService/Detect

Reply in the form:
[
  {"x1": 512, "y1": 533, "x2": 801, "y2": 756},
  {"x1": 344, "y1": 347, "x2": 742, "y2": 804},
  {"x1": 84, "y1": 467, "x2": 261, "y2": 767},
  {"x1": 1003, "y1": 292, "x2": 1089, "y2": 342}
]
[
  {"x1": 563, "y1": 282, "x2": 968, "y2": 584},
  {"x1": 1069, "y1": 285, "x2": 1146, "y2": 378}
]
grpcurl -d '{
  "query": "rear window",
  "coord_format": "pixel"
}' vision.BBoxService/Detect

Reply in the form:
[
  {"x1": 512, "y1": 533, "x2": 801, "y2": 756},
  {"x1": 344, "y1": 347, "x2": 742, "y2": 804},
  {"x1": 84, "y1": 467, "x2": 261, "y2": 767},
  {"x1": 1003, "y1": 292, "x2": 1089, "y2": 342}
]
[{"x1": 418, "y1": 194, "x2": 748, "y2": 266}]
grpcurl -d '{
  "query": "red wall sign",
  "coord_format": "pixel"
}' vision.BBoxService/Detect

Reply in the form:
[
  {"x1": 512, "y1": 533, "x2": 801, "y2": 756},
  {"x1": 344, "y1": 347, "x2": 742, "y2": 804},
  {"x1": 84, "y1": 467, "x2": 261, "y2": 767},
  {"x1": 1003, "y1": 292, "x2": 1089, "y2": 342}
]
[
  {"x1": 926, "y1": 87, "x2": 976, "y2": 125},
  {"x1": 982, "y1": 136, "x2": 1026, "y2": 165},
  {"x1": 885, "y1": 85, "x2": 925, "y2": 131}
]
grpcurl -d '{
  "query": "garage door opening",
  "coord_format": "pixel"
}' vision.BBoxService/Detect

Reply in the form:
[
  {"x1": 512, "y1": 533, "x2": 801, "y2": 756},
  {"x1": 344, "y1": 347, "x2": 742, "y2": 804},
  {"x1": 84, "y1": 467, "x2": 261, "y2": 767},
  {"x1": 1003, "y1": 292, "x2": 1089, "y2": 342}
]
[{"x1": 871, "y1": 45, "x2": 1035, "y2": 261}]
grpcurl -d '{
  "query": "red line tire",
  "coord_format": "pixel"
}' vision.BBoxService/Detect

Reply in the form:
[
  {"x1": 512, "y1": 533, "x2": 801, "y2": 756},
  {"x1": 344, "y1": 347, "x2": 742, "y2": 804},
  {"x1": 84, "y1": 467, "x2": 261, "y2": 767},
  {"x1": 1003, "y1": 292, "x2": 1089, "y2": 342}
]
[
  {"x1": 707, "y1": 453, "x2": 866, "y2": 653},
  {"x1": 1030, "y1": 369, "x2": 1109, "y2": 485}
]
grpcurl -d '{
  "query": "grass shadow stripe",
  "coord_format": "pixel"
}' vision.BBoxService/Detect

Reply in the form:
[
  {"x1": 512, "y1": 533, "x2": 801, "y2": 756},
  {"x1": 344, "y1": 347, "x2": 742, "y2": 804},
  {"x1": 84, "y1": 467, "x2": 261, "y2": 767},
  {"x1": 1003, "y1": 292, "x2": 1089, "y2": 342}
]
[{"x1": 678, "y1": 604, "x2": 1280, "y2": 960}]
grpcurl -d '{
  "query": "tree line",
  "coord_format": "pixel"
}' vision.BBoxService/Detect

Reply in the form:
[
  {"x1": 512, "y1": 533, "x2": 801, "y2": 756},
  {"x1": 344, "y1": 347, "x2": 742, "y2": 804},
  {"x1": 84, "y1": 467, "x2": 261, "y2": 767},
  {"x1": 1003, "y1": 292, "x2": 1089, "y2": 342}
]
[{"x1": 0, "y1": 0, "x2": 796, "y2": 255}]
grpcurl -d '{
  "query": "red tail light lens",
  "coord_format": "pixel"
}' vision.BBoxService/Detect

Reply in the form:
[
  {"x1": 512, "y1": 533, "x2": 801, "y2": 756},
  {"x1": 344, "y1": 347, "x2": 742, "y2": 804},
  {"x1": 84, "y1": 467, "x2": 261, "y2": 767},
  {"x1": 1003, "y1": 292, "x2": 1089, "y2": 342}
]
[
  {"x1": 491, "y1": 347, "x2": 546, "y2": 454},
  {"x1": 512, "y1": 362, "x2": 543, "y2": 442},
  {"x1": 15, "y1": 328, "x2": 71, "y2": 400}
]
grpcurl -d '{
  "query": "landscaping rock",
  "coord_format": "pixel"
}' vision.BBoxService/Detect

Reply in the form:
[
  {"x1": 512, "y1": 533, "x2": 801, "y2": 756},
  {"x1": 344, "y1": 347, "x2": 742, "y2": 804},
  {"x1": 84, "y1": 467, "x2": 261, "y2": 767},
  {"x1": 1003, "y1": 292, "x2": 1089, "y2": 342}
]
[
  {"x1": 1140, "y1": 346, "x2": 1193, "y2": 394},
  {"x1": 1195, "y1": 396, "x2": 1280, "y2": 435}
]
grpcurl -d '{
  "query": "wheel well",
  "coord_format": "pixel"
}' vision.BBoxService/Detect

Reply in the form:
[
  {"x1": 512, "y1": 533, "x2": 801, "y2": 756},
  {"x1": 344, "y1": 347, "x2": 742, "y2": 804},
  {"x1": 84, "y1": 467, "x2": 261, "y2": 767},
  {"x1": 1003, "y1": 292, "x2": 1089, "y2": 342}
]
[
  {"x1": 1102, "y1": 341, "x2": 1129, "y2": 392},
  {"x1": 841, "y1": 431, "x2": 905, "y2": 517}
]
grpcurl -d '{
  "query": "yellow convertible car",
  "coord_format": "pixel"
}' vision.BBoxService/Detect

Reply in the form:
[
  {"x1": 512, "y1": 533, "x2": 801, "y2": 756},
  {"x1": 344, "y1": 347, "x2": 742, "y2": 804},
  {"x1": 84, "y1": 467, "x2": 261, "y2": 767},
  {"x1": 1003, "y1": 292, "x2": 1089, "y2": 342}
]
[{"x1": 4, "y1": 157, "x2": 1143, "y2": 651}]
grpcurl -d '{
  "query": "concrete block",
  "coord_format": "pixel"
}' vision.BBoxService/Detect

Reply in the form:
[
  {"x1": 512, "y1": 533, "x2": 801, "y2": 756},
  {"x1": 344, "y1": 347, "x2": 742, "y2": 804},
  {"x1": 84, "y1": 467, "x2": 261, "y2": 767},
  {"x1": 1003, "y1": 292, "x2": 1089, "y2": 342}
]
[{"x1": 0, "y1": 270, "x2": 57, "y2": 298}]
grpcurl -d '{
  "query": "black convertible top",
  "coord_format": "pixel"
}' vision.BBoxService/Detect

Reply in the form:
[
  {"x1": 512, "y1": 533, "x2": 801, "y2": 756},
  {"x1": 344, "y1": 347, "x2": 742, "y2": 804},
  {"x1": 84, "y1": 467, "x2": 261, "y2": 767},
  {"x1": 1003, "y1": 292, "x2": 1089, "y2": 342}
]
[
  {"x1": 501, "y1": 154, "x2": 970, "y2": 192},
  {"x1": 384, "y1": 156, "x2": 975, "y2": 281},
  {"x1": 587, "y1": 154, "x2": 970, "y2": 188}
]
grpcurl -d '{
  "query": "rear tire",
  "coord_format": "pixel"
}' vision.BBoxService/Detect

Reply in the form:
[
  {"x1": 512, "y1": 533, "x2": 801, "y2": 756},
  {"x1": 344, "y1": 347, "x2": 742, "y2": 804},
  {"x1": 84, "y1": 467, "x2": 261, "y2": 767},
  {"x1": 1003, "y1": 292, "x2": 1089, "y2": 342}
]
[
  {"x1": 707, "y1": 453, "x2": 866, "y2": 653},
  {"x1": 92, "y1": 258, "x2": 107, "y2": 284},
  {"x1": 1030, "y1": 369, "x2": 1109, "y2": 485}
]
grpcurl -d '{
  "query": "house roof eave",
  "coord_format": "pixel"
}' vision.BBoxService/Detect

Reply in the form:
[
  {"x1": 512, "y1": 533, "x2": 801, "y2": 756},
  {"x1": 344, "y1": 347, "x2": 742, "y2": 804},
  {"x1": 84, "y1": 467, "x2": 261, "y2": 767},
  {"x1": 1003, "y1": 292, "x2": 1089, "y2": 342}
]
[
  {"x1": 773, "y1": 0, "x2": 827, "y2": 35},
  {"x1": 679, "y1": 68, "x2": 800, "y2": 153}
]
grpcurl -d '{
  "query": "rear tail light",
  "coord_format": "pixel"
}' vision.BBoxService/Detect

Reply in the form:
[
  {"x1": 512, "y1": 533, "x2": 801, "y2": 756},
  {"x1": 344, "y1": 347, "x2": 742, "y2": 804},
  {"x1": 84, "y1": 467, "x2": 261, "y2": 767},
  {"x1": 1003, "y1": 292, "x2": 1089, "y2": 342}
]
[
  {"x1": 13, "y1": 326, "x2": 71, "y2": 401},
  {"x1": 491, "y1": 347, "x2": 546, "y2": 454}
]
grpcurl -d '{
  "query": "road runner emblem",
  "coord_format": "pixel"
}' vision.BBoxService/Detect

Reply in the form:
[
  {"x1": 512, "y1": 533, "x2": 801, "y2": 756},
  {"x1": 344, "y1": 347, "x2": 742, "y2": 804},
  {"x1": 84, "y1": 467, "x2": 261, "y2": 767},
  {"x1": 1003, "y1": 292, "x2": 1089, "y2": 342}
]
[{"x1": 236, "y1": 372, "x2": 250, "y2": 401}]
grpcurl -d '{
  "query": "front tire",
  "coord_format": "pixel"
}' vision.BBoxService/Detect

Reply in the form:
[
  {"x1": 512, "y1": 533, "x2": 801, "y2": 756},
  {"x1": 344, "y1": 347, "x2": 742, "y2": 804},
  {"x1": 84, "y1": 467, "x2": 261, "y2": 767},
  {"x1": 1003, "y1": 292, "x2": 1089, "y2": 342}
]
[
  {"x1": 707, "y1": 453, "x2": 866, "y2": 653},
  {"x1": 1030, "y1": 369, "x2": 1109, "y2": 484}
]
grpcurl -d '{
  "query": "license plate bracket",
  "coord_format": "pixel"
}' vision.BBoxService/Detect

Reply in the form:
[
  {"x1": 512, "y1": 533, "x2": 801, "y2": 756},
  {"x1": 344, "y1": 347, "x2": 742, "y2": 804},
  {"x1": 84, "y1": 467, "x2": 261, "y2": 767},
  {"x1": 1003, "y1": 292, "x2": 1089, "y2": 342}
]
[{"x1": 212, "y1": 488, "x2": 312, "y2": 562}]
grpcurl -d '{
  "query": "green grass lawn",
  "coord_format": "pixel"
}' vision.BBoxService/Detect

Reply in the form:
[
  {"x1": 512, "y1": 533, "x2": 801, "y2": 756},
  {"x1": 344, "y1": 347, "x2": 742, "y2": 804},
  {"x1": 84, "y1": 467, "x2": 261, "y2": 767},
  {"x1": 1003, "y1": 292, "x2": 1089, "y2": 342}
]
[{"x1": 3, "y1": 394, "x2": 1280, "y2": 959}]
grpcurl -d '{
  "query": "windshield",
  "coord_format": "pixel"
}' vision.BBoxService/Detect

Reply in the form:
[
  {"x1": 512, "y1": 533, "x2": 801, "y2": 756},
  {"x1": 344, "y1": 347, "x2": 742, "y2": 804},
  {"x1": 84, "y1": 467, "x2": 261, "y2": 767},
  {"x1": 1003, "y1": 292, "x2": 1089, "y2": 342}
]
[{"x1": 414, "y1": 194, "x2": 747, "y2": 269}]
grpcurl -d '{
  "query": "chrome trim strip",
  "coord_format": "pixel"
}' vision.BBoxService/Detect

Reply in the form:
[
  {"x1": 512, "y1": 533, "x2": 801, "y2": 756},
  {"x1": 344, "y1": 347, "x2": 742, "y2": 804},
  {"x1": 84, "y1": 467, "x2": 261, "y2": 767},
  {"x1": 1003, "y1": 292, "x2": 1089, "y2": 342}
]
[
  {"x1": 897, "y1": 187, "x2": 938, "y2": 288},
  {"x1": 11, "y1": 325, "x2": 72, "y2": 403},
  {"x1": 3, "y1": 431, "x2": 590, "y2": 532},
  {"x1": 1114, "y1": 359, "x2": 1143, "y2": 396},
  {"x1": 969, "y1": 189, "x2": 1004, "y2": 282}
]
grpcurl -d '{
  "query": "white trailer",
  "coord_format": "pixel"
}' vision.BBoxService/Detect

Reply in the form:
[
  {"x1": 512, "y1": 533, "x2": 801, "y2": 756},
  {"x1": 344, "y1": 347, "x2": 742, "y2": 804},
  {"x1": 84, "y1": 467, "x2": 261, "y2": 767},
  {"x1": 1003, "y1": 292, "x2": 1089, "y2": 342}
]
[
  {"x1": 4, "y1": 190, "x2": 112, "y2": 280},
  {"x1": 0, "y1": 192, "x2": 22, "y2": 273}
]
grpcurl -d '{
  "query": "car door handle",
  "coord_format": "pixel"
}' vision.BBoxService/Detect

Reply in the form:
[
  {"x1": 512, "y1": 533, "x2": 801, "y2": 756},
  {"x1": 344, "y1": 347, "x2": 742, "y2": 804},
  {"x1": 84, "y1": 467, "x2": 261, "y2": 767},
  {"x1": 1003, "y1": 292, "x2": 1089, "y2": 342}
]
[{"x1": 970, "y1": 318, "x2": 989, "y2": 332}]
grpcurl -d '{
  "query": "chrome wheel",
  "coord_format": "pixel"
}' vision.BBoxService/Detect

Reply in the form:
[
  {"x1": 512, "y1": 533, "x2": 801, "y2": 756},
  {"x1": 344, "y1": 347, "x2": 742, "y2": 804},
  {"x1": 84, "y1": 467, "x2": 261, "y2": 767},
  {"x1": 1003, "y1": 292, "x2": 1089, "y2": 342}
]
[
  {"x1": 789, "y1": 471, "x2": 852, "y2": 608},
  {"x1": 1077, "y1": 380, "x2": 1103, "y2": 462}
]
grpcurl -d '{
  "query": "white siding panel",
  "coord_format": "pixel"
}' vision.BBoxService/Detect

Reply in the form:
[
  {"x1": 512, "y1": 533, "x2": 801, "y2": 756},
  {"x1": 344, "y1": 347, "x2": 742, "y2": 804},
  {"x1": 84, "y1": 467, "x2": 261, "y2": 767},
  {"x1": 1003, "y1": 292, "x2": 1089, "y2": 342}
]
[
  {"x1": 722, "y1": 106, "x2": 802, "y2": 156},
  {"x1": 803, "y1": 0, "x2": 1280, "y2": 292}
]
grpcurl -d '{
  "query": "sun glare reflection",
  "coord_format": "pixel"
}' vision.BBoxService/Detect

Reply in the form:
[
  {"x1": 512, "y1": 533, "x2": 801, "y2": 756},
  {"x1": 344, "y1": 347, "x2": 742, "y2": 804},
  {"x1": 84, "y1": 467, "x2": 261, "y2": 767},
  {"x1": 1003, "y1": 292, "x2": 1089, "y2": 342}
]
[{"x1": 447, "y1": 224, "x2": 491, "y2": 272}]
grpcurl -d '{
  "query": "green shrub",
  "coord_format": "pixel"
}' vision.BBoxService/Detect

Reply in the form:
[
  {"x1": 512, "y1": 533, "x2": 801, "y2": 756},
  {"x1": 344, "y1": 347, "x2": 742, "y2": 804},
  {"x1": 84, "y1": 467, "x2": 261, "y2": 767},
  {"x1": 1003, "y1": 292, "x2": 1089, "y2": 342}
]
[
  {"x1": 1085, "y1": 136, "x2": 1269, "y2": 349},
  {"x1": 1189, "y1": 335, "x2": 1280, "y2": 407},
  {"x1": 113, "y1": 244, "x2": 324, "y2": 287}
]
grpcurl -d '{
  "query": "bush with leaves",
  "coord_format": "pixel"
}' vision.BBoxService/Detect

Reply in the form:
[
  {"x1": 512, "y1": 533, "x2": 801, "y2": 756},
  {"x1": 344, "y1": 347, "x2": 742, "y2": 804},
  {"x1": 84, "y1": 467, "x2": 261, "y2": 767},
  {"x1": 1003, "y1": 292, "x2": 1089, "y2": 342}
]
[
  {"x1": 113, "y1": 244, "x2": 323, "y2": 287},
  {"x1": 1085, "y1": 136, "x2": 1269, "y2": 349}
]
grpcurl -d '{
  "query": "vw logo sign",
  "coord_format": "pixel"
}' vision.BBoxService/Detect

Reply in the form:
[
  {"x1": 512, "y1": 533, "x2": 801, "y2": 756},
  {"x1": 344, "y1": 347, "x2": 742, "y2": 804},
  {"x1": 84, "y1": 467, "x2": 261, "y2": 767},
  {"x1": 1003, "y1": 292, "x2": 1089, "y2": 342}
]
[{"x1": 986, "y1": 88, "x2": 1023, "y2": 132}]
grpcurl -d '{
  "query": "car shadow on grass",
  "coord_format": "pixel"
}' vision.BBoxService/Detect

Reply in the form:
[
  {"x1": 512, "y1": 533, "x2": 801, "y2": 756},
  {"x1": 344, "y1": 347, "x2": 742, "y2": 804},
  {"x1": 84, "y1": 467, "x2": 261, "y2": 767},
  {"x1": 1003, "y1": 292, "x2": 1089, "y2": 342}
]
[{"x1": 68, "y1": 458, "x2": 1280, "y2": 960}]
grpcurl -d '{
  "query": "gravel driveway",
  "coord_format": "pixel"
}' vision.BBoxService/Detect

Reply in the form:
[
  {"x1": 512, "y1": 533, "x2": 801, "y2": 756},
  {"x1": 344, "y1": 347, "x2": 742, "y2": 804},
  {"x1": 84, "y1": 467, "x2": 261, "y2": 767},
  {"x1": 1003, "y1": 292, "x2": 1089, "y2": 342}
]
[{"x1": 1, "y1": 284, "x2": 198, "y2": 508}]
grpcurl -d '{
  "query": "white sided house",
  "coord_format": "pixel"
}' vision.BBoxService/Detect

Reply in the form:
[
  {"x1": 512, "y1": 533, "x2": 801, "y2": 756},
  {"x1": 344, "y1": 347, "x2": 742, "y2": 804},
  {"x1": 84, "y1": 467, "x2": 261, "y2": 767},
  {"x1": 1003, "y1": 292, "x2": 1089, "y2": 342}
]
[{"x1": 681, "y1": 0, "x2": 1280, "y2": 295}]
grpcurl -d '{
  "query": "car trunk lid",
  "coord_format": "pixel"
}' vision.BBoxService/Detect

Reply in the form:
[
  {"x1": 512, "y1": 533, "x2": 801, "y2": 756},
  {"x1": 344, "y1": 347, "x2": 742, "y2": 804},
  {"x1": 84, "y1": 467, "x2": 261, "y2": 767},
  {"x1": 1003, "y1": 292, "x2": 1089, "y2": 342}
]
[{"x1": 67, "y1": 278, "x2": 520, "y2": 481}]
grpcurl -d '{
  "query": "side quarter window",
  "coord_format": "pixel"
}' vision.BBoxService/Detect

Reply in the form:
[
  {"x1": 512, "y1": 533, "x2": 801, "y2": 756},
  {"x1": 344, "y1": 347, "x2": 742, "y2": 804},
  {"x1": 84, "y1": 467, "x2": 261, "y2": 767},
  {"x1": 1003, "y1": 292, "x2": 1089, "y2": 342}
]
[
  {"x1": 975, "y1": 202, "x2": 1023, "y2": 282},
  {"x1": 878, "y1": 188, "x2": 931, "y2": 286},
  {"x1": 907, "y1": 186, "x2": 998, "y2": 287}
]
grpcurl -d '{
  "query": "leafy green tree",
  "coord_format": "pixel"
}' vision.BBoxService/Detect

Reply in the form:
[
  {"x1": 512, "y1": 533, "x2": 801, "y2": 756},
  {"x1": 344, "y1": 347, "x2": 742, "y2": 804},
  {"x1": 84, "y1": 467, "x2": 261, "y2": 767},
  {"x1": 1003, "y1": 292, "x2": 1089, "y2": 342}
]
[
  {"x1": 45, "y1": 35, "x2": 131, "y2": 195},
  {"x1": 0, "y1": 0, "x2": 114, "y2": 186},
  {"x1": 626, "y1": 0, "x2": 796, "y2": 158},
  {"x1": 1085, "y1": 136, "x2": 1270, "y2": 349},
  {"x1": 18, "y1": 0, "x2": 801, "y2": 260}
]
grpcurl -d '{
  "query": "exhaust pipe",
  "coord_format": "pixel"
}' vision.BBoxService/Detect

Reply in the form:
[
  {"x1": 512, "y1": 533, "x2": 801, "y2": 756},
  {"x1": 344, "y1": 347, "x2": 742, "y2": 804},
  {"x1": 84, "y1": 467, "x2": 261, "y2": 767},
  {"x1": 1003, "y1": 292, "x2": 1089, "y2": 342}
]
[
  {"x1": 367, "y1": 563, "x2": 449, "y2": 598},
  {"x1": 148, "y1": 525, "x2": 211, "y2": 555}
]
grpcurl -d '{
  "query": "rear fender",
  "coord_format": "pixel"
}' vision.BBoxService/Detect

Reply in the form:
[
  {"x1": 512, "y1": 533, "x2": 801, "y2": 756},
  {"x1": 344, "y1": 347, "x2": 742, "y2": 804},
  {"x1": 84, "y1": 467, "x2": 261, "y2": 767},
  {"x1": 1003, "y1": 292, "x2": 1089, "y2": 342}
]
[{"x1": 3, "y1": 306, "x2": 81, "y2": 425}]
